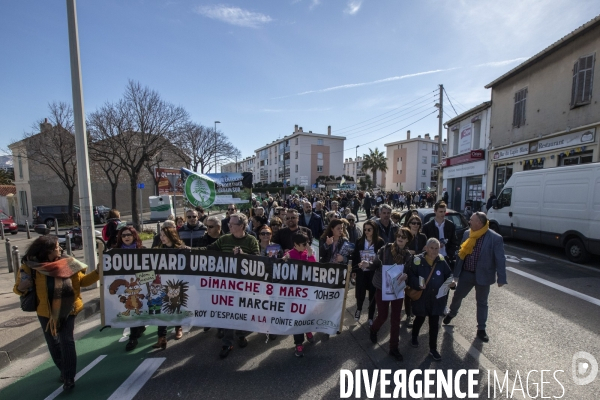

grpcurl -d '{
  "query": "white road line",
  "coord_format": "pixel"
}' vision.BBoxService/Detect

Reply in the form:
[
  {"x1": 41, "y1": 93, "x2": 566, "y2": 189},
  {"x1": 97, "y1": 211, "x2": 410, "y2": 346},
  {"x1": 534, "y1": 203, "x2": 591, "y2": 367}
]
[
  {"x1": 107, "y1": 357, "x2": 166, "y2": 400},
  {"x1": 507, "y1": 266, "x2": 600, "y2": 307},
  {"x1": 44, "y1": 355, "x2": 107, "y2": 400},
  {"x1": 443, "y1": 326, "x2": 527, "y2": 400},
  {"x1": 504, "y1": 244, "x2": 600, "y2": 273}
]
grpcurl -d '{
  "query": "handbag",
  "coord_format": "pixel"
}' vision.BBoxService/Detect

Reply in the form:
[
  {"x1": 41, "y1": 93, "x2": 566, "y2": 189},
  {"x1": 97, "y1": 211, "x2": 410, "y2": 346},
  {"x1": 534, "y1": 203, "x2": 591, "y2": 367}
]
[
  {"x1": 405, "y1": 260, "x2": 436, "y2": 301},
  {"x1": 19, "y1": 270, "x2": 37, "y2": 312}
]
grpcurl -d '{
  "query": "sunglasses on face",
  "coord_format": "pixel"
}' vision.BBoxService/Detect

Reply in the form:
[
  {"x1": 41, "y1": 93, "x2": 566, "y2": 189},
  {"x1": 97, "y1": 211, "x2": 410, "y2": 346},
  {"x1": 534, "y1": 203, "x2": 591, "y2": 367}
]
[
  {"x1": 121, "y1": 233, "x2": 133, "y2": 238},
  {"x1": 187, "y1": 215, "x2": 198, "y2": 219},
  {"x1": 206, "y1": 225, "x2": 217, "y2": 229},
  {"x1": 398, "y1": 236, "x2": 408, "y2": 240},
  {"x1": 348, "y1": 219, "x2": 355, "y2": 222},
  {"x1": 364, "y1": 228, "x2": 373, "y2": 232}
]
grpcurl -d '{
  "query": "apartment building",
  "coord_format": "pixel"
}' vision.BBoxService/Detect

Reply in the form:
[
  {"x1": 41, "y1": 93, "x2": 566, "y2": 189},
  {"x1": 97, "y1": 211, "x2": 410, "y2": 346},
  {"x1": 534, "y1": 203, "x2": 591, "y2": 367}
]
[
  {"x1": 343, "y1": 156, "x2": 386, "y2": 186},
  {"x1": 254, "y1": 125, "x2": 345, "y2": 187},
  {"x1": 485, "y1": 15, "x2": 600, "y2": 197},
  {"x1": 384, "y1": 131, "x2": 447, "y2": 192},
  {"x1": 220, "y1": 156, "x2": 256, "y2": 175},
  {"x1": 443, "y1": 101, "x2": 491, "y2": 211}
]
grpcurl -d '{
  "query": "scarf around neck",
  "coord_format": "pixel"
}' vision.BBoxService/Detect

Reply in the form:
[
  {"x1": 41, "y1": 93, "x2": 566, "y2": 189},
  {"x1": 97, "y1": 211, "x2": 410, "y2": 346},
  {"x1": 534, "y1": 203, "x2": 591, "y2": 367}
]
[
  {"x1": 26, "y1": 256, "x2": 86, "y2": 336},
  {"x1": 458, "y1": 221, "x2": 489, "y2": 260}
]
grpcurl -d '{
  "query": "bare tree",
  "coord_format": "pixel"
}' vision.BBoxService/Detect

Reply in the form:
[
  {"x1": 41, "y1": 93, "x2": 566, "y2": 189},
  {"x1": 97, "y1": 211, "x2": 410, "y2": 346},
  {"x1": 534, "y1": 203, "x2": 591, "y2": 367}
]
[
  {"x1": 16, "y1": 102, "x2": 78, "y2": 224},
  {"x1": 173, "y1": 122, "x2": 241, "y2": 173},
  {"x1": 88, "y1": 143, "x2": 123, "y2": 209},
  {"x1": 87, "y1": 80, "x2": 188, "y2": 229}
]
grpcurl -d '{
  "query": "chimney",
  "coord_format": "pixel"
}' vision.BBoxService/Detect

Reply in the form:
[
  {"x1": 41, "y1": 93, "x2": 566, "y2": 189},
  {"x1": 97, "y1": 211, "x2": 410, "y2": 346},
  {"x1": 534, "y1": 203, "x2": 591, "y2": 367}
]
[
  {"x1": 418, "y1": 135, "x2": 421, "y2": 138},
  {"x1": 407, "y1": 130, "x2": 411, "y2": 139},
  {"x1": 328, "y1": 126, "x2": 331, "y2": 135},
  {"x1": 40, "y1": 118, "x2": 52, "y2": 133},
  {"x1": 425, "y1": 133, "x2": 430, "y2": 140},
  {"x1": 309, "y1": 131, "x2": 312, "y2": 133},
  {"x1": 434, "y1": 135, "x2": 439, "y2": 141},
  {"x1": 299, "y1": 127, "x2": 303, "y2": 132},
  {"x1": 345, "y1": 158, "x2": 348, "y2": 162}
]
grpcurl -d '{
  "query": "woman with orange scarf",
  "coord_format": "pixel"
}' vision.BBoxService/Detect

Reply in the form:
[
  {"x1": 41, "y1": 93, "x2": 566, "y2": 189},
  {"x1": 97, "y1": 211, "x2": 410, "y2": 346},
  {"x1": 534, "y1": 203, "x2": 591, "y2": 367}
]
[{"x1": 13, "y1": 235, "x2": 99, "y2": 392}]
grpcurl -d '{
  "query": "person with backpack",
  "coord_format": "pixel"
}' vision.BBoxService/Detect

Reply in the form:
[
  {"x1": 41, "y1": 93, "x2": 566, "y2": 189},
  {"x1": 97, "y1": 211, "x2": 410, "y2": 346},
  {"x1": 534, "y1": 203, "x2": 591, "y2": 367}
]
[{"x1": 102, "y1": 209, "x2": 121, "y2": 248}]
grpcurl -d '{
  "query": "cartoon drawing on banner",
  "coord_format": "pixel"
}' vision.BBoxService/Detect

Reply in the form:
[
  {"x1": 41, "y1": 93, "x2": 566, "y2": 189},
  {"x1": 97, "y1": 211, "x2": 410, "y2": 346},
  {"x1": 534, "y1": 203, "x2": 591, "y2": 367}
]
[
  {"x1": 109, "y1": 278, "x2": 146, "y2": 316},
  {"x1": 162, "y1": 279, "x2": 189, "y2": 315},
  {"x1": 147, "y1": 275, "x2": 165, "y2": 315}
]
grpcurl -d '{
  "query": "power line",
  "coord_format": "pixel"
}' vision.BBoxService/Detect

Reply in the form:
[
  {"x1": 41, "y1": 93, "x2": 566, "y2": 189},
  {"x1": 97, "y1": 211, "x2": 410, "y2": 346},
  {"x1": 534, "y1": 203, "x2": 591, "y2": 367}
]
[
  {"x1": 445, "y1": 91, "x2": 469, "y2": 113},
  {"x1": 334, "y1": 89, "x2": 439, "y2": 133},
  {"x1": 345, "y1": 106, "x2": 437, "y2": 140},
  {"x1": 443, "y1": 87, "x2": 458, "y2": 116}
]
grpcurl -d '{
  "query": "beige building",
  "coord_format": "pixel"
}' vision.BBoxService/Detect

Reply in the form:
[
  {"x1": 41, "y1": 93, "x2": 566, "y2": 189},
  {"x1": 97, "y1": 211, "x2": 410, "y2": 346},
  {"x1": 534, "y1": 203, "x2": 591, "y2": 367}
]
[
  {"x1": 343, "y1": 156, "x2": 386, "y2": 187},
  {"x1": 9, "y1": 126, "x2": 185, "y2": 226},
  {"x1": 485, "y1": 15, "x2": 600, "y2": 196},
  {"x1": 384, "y1": 131, "x2": 447, "y2": 191},
  {"x1": 221, "y1": 155, "x2": 256, "y2": 174},
  {"x1": 255, "y1": 125, "x2": 345, "y2": 187}
]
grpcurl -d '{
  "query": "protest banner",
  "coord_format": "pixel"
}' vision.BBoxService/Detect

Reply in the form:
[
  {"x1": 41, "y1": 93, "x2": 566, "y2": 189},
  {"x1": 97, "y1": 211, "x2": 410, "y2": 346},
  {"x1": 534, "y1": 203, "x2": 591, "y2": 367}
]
[
  {"x1": 181, "y1": 168, "x2": 253, "y2": 211},
  {"x1": 101, "y1": 249, "x2": 348, "y2": 335}
]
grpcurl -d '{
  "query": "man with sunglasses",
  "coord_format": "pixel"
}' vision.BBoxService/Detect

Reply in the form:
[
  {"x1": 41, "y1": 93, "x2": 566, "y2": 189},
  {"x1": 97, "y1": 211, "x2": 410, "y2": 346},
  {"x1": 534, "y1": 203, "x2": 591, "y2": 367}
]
[
  {"x1": 221, "y1": 204, "x2": 237, "y2": 234},
  {"x1": 273, "y1": 209, "x2": 313, "y2": 252},
  {"x1": 298, "y1": 201, "x2": 324, "y2": 239},
  {"x1": 199, "y1": 215, "x2": 222, "y2": 246},
  {"x1": 179, "y1": 210, "x2": 207, "y2": 247}
]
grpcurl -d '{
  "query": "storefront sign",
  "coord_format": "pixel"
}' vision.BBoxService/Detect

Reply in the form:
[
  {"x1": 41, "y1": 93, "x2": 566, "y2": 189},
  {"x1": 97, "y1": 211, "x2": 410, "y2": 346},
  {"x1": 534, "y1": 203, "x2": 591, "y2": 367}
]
[
  {"x1": 535, "y1": 129, "x2": 595, "y2": 152},
  {"x1": 458, "y1": 125, "x2": 472, "y2": 154},
  {"x1": 442, "y1": 160, "x2": 486, "y2": 180},
  {"x1": 445, "y1": 150, "x2": 485, "y2": 166},
  {"x1": 492, "y1": 144, "x2": 529, "y2": 160}
]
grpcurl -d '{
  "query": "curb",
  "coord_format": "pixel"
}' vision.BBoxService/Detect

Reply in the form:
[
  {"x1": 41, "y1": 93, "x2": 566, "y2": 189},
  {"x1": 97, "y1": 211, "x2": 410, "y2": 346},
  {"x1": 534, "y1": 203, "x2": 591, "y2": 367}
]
[{"x1": 0, "y1": 298, "x2": 101, "y2": 371}]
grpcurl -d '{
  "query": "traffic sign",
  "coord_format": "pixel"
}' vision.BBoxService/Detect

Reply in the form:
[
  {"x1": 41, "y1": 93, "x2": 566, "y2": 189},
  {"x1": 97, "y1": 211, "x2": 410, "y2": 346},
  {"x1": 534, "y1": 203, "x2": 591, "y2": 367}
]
[{"x1": 137, "y1": 183, "x2": 145, "y2": 189}]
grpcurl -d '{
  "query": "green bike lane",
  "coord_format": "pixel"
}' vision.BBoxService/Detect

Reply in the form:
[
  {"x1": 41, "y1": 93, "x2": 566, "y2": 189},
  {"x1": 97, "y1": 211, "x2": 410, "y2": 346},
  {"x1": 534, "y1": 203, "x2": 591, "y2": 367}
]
[{"x1": 1, "y1": 325, "x2": 167, "y2": 400}]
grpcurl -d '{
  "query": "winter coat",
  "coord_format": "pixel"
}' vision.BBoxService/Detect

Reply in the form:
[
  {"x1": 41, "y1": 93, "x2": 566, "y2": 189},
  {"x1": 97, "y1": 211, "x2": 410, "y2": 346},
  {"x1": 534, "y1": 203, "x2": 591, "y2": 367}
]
[
  {"x1": 407, "y1": 254, "x2": 453, "y2": 316},
  {"x1": 369, "y1": 243, "x2": 412, "y2": 291}
]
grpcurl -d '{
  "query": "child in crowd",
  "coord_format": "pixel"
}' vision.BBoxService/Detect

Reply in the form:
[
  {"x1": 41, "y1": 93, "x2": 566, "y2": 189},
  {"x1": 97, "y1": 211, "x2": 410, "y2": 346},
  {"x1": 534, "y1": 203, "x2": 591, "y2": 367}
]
[{"x1": 285, "y1": 231, "x2": 316, "y2": 357}]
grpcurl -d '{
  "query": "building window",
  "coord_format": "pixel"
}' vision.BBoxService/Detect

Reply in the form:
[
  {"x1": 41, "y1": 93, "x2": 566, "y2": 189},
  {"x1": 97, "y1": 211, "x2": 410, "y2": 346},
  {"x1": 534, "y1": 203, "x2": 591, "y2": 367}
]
[
  {"x1": 422, "y1": 143, "x2": 428, "y2": 150},
  {"x1": 494, "y1": 165, "x2": 513, "y2": 196},
  {"x1": 571, "y1": 54, "x2": 595, "y2": 107},
  {"x1": 18, "y1": 154, "x2": 23, "y2": 179},
  {"x1": 19, "y1": 190, "x2": 28, "y2": 217},
  {"x1": 317, "y1": 152, "x2": 323, "y2": 160},
  {"x1": 421, "y1": 182, "x2": 426, "y2": 189},
  {"x1": 317, "y1": 166, "x2": 323, "y2": 172},
  {"x1": 560, "y1": 151, "x2": 593, "y2": 166},
  {"x1": 295, "y1": 151, "x2": 298, "y2": 159},
  {"x1": 295, "y1": 138, "x2": 298, "y2": 145},
  {"x1": 513, "y1": 88, "x2": 527, "y2": 127},
  {"x1": 295, "y1": 164, "x2": 298, "y2": 172},
  {"x1": 422, "y1": 169, "x2": 426, "y2": 176},
  {"x1": 432, "y1": 156, "x2": 438, "y2": 165},
  {"x1": 317, "y1": 139, "x2": 323, "y2": 145},
  {"x1": 422, "y1": 156, "x2": 427, "y2": 164}
]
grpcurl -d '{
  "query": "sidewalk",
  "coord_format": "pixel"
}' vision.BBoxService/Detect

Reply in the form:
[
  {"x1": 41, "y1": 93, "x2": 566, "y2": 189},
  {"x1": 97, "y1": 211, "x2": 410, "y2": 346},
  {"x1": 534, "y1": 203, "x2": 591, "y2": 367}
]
[{"x1": 0, "y1": 210, "x2": 228, "y2": 371}]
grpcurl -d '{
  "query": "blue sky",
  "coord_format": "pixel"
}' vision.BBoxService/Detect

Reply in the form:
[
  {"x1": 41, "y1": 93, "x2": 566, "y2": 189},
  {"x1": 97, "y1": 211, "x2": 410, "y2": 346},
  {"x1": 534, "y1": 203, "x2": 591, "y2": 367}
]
[{"x1": 1, "y1": 0, "x2": 598, "y2": 165}]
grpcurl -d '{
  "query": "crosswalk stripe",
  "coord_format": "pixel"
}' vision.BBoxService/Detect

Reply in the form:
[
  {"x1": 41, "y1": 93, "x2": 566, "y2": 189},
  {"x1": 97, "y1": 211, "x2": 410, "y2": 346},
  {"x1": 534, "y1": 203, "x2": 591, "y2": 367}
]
[
  {"x1": 44, "y1": 355, "x2": 107, "y2": 400},
  {"x1": 107, "y1": 357, "x2": 166, "y2": 400},
  {"x1": 507, "y1": 266, "x2": 600, "y2": 306}
]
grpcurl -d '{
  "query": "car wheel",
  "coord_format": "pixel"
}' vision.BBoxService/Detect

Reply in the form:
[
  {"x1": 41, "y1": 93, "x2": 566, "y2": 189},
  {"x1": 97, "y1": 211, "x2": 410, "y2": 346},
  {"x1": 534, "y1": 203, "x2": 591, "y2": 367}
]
[
  {"x1": 490, "y1": 222, "x2": 501, "y2": 235},
  {"x1": 45, "y1": 218, "x2": 55, "y2": 228},
  {"x1": 565, "y1": 238, "x2": 590, "y2": 263},
  {"x1": 11, "y1": 231, "x2": 18, "y2": 235}
]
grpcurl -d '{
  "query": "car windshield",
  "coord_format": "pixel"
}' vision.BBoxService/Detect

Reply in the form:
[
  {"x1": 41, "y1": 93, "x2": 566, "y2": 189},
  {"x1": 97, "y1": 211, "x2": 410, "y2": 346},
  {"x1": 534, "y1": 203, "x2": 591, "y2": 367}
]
[{"x1": 0, "y1": 212, "x2": 9, "y2": 220}]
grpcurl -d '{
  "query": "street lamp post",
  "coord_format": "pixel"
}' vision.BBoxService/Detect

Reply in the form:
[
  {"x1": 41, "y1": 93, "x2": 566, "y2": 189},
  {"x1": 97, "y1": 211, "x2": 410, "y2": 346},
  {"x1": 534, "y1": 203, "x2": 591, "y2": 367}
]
[{"x1": 214, "y1": 121, "x2": 220, "y2": 173}]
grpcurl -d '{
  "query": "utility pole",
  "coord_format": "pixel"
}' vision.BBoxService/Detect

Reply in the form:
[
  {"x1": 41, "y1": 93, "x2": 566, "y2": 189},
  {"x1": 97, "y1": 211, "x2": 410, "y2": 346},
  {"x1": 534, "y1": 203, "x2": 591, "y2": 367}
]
[
  {"x1": 437, "y1": 84, "x2": 444, "y2": 199},
  {"x1": 66, "y1": 0, "x2": 97, "y2": 273}
]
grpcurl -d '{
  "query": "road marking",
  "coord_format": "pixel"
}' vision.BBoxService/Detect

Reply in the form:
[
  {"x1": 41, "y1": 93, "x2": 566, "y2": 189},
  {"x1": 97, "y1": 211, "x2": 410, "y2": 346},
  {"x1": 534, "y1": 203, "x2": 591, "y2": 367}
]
[
  {"x1": 443, "y1": 326, "x2": 526, "y2": 400},
  {"x1": 44, "y1": 355, "x2": 107, "y2": 400},
  {"x1": 107, "y1": 357, "x2": 166, "y2": 400},
  {"x1": 504, "y1": 244, "x2": 600, "y2": 273},
  {"x1": 507, "y1": 267, "x2": 600, "y2": 307}
]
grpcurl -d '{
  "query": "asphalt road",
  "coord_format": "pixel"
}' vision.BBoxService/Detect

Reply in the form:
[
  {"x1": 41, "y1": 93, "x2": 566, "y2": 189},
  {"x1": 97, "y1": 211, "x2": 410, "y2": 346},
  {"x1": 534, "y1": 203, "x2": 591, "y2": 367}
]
[{"x1": 1, "y1": 209, "x2": 599, "y2": 399}]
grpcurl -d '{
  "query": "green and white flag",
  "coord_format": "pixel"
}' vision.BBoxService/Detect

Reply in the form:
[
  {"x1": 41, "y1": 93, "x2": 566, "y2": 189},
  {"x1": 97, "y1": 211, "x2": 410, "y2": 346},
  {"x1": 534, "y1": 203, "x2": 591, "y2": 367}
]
[
  {"x1": 181, "y1": 168, "x2": 253, "y2": 211},
  {"x1": 184, "y1": 172, "x2": 217, "y2": 208}
]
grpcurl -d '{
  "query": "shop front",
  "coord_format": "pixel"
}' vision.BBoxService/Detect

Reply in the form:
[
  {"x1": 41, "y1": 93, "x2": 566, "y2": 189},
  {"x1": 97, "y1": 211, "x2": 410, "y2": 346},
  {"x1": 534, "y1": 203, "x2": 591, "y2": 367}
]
[
  {"x1": 489, "y1": 127, "x2": 598, "y2": 197},
  {"x1": 442, "y1": 150, "x2": 486, "y2": 212}
]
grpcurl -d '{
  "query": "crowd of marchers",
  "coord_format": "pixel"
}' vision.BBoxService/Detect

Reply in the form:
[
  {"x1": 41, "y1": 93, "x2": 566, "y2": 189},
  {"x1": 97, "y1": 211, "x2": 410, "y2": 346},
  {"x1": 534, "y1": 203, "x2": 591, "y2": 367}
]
[{"x1": 13, "y1": 190, "x2": 506, "y2": 392}]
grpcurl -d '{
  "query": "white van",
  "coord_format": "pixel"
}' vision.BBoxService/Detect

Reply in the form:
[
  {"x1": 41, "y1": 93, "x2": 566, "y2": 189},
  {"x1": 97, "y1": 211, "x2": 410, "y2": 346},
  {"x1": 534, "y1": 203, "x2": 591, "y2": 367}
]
[{"x1": 487, "y1": 163, "x2": 600, "y2": 263}]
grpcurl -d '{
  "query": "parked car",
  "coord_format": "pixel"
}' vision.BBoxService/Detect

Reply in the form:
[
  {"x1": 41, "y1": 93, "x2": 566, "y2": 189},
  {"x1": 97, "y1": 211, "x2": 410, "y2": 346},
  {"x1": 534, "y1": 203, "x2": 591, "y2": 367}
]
[
  {"x1": 398, "y1": 208, "x2": 469, "y2": 242},
  {"x1": 0, "y1": 211, "x2": 18, "y2": 235},
  {"x1": 33, "y1": 205, "x2": 80, "y2": 227},
  {"x1": 488, "y1": 163, "x2": 600, "y2": 263}
]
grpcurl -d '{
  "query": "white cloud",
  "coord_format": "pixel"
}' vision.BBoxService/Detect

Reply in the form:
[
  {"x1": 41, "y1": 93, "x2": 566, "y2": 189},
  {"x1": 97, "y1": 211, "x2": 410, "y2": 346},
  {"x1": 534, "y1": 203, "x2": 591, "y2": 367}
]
[
  {"x1": 474, "y1": 57, "x2": 528, "y2": 68},
  {"x1": 310, "y1": 0, "x2": 321, "y2": 10},
  {"x1": 344, "y1": 0, "x2": 362, "y2": 15},
  {"x1": 194, "y1": 5, "x2": 272, "y2": 28}
]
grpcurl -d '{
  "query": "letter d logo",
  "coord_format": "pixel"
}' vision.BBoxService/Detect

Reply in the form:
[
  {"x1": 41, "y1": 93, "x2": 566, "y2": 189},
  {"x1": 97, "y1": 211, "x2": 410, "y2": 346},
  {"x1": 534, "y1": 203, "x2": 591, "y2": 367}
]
[{"x1": 572, "y1": 351, "x2": 598, "y2": 386}]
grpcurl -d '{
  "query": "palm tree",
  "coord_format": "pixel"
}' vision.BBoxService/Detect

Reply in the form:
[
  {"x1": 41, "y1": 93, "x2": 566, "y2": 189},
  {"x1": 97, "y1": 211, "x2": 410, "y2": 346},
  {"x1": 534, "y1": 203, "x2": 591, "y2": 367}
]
[{"x1": 361, "y1": 147, "x2": 387, "y2": 187}]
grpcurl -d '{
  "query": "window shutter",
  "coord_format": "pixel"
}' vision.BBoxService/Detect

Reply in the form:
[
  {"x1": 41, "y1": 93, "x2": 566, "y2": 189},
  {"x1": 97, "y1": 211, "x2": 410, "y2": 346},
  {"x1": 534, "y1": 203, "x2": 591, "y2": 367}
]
[
  {"x1": 522, "y1": 88, "x2": 527, "y2": 124},
  {"x1": 582, "y1": 55, "x2": 594, "y2": 103},
  {"x1": 571, "y1": 61, "x2": 579, "y2": 106},
  {"x1": 513, "y1": 92, "x2": 520, "y2": 126}
]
